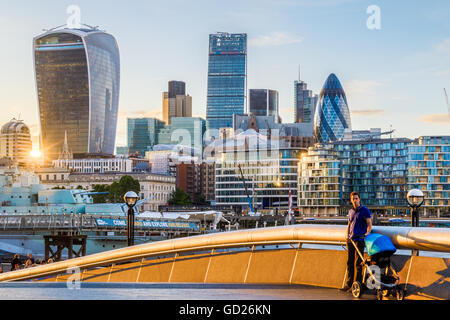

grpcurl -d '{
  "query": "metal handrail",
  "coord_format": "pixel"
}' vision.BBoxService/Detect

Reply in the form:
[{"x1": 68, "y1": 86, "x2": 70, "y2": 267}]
[{"x1": 0, "y1": 224, "x2": 449, "y2": 282}]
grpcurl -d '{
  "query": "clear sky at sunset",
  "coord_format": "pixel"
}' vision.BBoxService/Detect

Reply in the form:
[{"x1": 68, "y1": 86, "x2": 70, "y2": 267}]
[{"x1": 0, "y1": 0, "x2": 448, "y2": 149}]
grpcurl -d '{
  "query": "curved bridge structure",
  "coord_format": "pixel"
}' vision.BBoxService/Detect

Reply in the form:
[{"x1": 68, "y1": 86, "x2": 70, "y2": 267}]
[{"x1": 0, "y1": 225, "x2": 449, "y2": 299}]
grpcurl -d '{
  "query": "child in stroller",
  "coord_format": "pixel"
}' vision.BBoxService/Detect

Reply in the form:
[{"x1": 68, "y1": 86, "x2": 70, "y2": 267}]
[{"x1": 350, "y1": 233, "x2": 406, "y2": 300}]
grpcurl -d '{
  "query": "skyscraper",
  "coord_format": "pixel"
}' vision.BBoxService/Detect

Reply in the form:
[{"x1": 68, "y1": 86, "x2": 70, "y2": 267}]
[
  {"x1": 168, "y1": 81, "x2": 186, "y2": 98},
  {"x1": 314, "y1": 73, "x2": 352, "y2": 143},
  {"x1": 34, "y1": 26, "x2": 120, "y2": 161},
  {"x1": 249, "y1": 89, "x2": 279, "y2": 120},
  {"x1": 295, "y1": 79, "x2": 318, "y2": 124},
  {"x1": 162, "y1": 81, "x2": 192, "y2": 125},
  {"x1": 206, "y1": 33, "x2": 247, "y2": 136}
]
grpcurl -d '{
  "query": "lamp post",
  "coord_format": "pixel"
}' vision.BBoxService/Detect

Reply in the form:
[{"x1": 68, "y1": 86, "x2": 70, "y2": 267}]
[
  {"x1": 124, "y1": 191, "x2": 139, "y2": 247},
  {"x1": 407, "y1": 189, "x2": 424, "y2": 228}
]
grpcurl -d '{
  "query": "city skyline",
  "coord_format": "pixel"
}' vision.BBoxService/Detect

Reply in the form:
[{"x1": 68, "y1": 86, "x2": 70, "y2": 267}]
[{"x1": 0, "y1": 0, "x2": 449, "y2": 152}]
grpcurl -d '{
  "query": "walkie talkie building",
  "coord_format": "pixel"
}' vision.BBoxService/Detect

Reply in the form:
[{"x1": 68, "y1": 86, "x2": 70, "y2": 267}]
[{"x1": 34, "y1": 26, "x2": 120, "y2": 161}]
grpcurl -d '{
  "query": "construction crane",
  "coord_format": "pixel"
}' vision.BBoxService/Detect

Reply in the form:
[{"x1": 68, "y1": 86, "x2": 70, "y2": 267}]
[{"x1": 444, "y1": 88, "x2": 450, "y2": 117}]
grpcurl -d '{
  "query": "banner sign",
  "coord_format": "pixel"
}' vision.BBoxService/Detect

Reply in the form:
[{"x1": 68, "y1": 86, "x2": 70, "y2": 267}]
[{"x1": 95, "y1": 218, "x2": 199, "y2": 230}]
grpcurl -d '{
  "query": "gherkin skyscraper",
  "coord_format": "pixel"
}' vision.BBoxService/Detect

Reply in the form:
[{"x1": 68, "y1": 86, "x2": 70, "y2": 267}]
[{"x1": 314, "y1": 73, "x2": 352, "y2": 143}]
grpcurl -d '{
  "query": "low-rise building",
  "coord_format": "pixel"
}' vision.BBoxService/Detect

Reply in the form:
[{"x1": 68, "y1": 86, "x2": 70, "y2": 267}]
[
  {"x1": 53, "y1": 157, "x2": 133, "y2": 174},
  {"x1": 39, "y1": 172, "x2": 175, "y2": 211}
]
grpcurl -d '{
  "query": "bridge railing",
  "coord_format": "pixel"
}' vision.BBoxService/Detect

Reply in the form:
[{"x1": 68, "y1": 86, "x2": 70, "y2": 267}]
[
  {"x1": 0, "y1": 224, "x2": 449, "y2": 283},
  {"x1": 0, "y1": 215, "x2": 201, "y2": 233},
  {"x1": 0, "y1": 215, "x2": 92, "y2": 231}
]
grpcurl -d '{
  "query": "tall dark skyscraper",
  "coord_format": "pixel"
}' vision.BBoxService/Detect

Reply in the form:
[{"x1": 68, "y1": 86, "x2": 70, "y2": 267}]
[
  {"x1": 294, "y1": 70, "x2": 318, "y2": 124},
  {"x1": 168, "y1": 81, "x2": 186, "y2": 99},
  {"x1": 206, "y1": 32, "x2": 247, "y2": 136},
  {"x1": 34, "y1": 26, "x2": 120, "y2": 161},
  {"x1": 163, "y1": 81, "x2": 192, "y2": 125},
  {"x1": 249, "y1": 89, "x2": 279, "y2": 120}
]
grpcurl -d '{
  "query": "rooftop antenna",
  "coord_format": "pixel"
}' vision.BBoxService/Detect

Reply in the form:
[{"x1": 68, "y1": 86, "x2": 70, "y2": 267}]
[
  {"x1": 298, "y1": 65, "x2": 301, "y2": 82},
  {"x1": 444, "y1": 88, "x2": 450, "y2": 117}
]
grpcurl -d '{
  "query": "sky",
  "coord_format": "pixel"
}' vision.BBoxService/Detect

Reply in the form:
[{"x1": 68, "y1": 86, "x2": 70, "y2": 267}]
[{"x1": 0, "y1": 0, "x2": 449, "y2": 150}]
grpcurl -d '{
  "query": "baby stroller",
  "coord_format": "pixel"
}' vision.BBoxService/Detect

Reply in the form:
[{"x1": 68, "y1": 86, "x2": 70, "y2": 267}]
[{"x1": 350, "y1": 233, "x2": 406, "y2": 300}]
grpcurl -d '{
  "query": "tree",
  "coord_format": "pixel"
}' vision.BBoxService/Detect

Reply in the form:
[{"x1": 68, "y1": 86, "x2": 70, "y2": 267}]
[
  {"x1": 92, "y1": 184, "x2": 110, "y2": 204},
  {"x1": 107, "y1": 175, "x2": 141, "y2": 203},
  {"x1": 193, "y1": 193, "x2": 207, "y2": 206},
  {"x1": 168, "y1": 188, "x2": 191, "y2": 206}
]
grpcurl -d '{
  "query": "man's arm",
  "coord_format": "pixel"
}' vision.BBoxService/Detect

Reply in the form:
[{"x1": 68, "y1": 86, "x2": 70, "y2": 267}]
[
  {"x1": 345, "y1": 218, "x2": 350, "y2": 241},
  {"x1": 365, "y1": 217, "x2": 372, "y2": 236}
]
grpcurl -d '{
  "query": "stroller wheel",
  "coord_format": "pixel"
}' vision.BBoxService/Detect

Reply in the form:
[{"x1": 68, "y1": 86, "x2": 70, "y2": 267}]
[{"x1": 352, "y1": 281, "x2": 363, "y2": 299}]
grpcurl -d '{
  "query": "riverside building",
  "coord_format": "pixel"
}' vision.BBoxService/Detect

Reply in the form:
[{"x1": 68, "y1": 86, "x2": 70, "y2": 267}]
[
  {"x1": 298, "y1": 136, "x2": 412, "y2": 216},
  {"x1": 408, "y1": 136, "x2": 450, "y2": 217},
  {"x1": 214, "y1": 129, "x2": 304, "y2": 211}
]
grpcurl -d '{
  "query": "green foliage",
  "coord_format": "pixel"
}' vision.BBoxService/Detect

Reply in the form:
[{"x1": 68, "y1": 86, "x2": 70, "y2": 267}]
[
  {"x1": 107, "y1": 176, "x2": 141, "y2": 203},
  {"x1": 168, "y1": 188, "x2": 192, "y2": 206},
  {"x1": 193, "y1": 193, "x2": 207, "y2": 206},
  {"x1": 92, "y1": 184, "x2": 110, "y2": 204}
]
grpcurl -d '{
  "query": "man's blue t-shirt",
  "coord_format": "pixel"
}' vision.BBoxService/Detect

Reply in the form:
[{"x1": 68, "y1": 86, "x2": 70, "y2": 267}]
[{"x1": 348, "y1": 206, "x2": 372, "y2": 241}]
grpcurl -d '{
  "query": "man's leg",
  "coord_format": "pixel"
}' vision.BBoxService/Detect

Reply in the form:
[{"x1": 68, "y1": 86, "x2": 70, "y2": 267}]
[{"x1": 346, "y1": 241, "x2": 356, "y2": 287}]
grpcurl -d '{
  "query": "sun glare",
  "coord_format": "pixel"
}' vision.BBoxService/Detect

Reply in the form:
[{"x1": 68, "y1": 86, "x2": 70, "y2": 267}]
[{"x1": 30, "y1": 150, "x2": 42, "y2": 158}]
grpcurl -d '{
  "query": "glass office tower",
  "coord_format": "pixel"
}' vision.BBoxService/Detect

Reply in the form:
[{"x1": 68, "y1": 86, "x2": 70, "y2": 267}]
[
  {"x1": 128, "y1": 118, "x2": 165, "y2": 156},
  {"x1": 295, "y1": 80, "x2": 318, "y2": 123},
  {"x1": 34, "y1": 27, "x2": 120, "y2": 161},
  {"x1": 206, "y1": 33, "x2": 247, "y2": 136},
  {"x1": 249, "y1": 89, "x2": 279, "y2": 120},
  {"x1": 314, "y1": 74, "x2": 352, "y2": 143},
  {"x1": 157, "y1": 117, "x2": 206, "y2": 150}
]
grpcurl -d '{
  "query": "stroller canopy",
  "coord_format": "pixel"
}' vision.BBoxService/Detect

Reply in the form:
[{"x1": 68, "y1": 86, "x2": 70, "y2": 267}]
[{"x1": 365, "y1": 233, "x2": 397, "y2": 257}]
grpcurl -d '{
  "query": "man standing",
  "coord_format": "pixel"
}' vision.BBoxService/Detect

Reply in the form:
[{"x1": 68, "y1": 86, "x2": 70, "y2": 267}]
[{"x1": 341, "y1": 192, "x2": 373, "y2": 292}]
